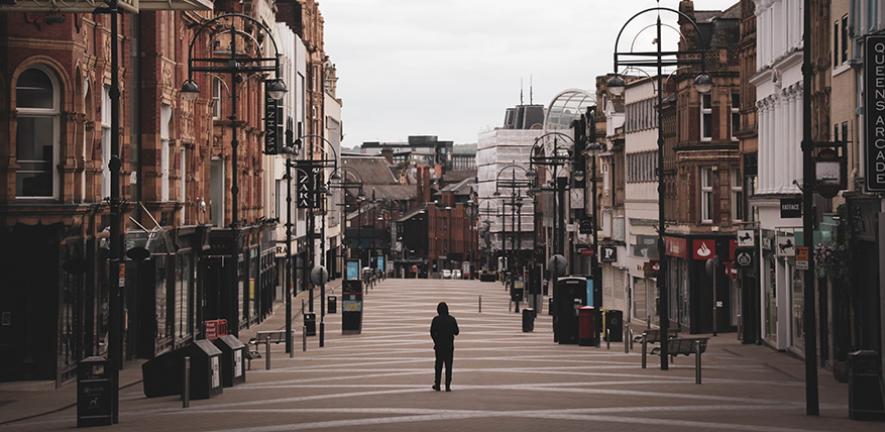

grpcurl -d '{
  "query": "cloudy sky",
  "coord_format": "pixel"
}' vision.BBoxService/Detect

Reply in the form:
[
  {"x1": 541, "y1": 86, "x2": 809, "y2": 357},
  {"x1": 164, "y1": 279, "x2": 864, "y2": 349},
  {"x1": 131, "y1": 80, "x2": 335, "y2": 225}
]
[{"x1": 322, "y1": 0, "x2": 741, "y2": 148}]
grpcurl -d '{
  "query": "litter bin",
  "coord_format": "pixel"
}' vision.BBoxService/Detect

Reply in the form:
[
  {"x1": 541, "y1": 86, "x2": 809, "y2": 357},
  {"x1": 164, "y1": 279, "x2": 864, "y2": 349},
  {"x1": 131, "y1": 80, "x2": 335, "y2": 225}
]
[
  {"x1": 522, "y1": 308, "x2": 535, "y2": 332},
  {"x1": 327, "y1": 296, "x2": 337, "y2": 314},
  {"x1": 604, "y1": 310, "x2": 624, "y2": 342},
  {"x1": 578, "y1": 306, "x2": 599, "y2": 346},
  {"x1": 212, "y1": 334, "x2": 246, "y2": 387},
  {"x1": 78, "y1": 356, "x2": 114, "y2": 427},
  {"x1": 848, "y1": 350, "x2": 885, "y2": 420},
  {"x1": 143, "y1": 340, "x2": 223, "y2": 400},
  {"x1": 304, "y1": 312, "x2": 317, "y2": 336}
]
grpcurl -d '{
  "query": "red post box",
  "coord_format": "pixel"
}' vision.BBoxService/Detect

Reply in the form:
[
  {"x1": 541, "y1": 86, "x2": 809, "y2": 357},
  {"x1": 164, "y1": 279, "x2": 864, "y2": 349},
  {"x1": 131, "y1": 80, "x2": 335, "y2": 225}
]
[{"x1": 578, "y1": 306, "x2": 599, "y2": 346}]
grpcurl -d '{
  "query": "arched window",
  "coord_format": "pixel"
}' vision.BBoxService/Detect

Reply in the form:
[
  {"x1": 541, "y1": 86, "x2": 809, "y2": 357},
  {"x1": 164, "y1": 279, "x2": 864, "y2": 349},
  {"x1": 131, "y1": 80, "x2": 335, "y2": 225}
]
[{"x1": 16, "y1": 66, "x2": 59, "y2": 198}]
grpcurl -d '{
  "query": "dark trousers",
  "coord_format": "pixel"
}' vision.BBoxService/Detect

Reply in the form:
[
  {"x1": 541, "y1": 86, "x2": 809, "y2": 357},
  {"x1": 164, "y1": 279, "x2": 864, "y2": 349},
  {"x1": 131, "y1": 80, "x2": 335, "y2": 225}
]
[{"x1": 434, "y1": 347, "x2": 454, "y2": 387}]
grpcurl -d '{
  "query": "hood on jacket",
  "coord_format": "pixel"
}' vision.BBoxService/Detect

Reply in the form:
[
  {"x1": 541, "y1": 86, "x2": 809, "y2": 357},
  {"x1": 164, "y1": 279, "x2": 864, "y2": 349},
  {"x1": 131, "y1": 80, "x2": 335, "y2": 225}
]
[{"x1": 437, "y1": 302, "x2": 449, "y2": 316}]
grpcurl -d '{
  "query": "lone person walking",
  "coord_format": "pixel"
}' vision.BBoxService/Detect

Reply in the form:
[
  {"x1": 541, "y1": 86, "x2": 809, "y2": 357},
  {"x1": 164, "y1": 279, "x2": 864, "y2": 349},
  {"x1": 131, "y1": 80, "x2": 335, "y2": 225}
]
[{"x1": 430, "y1": 302, "x2": 459, "y2": 392}]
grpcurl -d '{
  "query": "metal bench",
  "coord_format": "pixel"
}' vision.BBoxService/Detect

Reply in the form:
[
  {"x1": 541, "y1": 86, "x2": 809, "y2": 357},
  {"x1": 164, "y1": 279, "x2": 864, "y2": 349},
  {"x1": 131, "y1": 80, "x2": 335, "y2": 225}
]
[
  {"x1": 648, "y1": 337, "x2": 710, "y2": 384},
  {"x1": 247, "y1": 330, "x2": 287, "y2": 370}
]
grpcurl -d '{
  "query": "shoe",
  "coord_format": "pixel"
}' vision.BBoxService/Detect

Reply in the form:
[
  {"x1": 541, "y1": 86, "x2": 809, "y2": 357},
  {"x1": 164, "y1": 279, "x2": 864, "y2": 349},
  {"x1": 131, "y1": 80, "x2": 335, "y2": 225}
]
[
  {"x1": 432, "y1": 385, "x2": 440, "y2": 391},
  {"x1": 445, "y1": 387, "x2": 451, "y2": 392}
]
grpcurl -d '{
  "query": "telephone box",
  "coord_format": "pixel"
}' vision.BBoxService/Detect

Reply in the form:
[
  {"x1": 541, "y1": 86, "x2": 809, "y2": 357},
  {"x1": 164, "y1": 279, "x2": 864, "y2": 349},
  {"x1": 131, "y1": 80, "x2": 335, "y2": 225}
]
[{"x1": 553, "y1": 277, "x2": 588, "y2": 344}]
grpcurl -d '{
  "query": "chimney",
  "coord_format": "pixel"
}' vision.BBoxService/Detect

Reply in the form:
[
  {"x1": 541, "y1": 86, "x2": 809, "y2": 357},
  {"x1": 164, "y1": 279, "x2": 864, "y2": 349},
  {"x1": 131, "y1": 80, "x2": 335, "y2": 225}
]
[{"x1": 381, "y1": 148, "x2": 394, "y2": 164}]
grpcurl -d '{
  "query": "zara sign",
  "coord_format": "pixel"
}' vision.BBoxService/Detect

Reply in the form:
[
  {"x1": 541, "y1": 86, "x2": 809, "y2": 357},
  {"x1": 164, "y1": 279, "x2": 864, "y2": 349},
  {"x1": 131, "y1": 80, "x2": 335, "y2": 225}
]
[{"x1": 865, "y1": 35, "x2": 885, "y2": 191}]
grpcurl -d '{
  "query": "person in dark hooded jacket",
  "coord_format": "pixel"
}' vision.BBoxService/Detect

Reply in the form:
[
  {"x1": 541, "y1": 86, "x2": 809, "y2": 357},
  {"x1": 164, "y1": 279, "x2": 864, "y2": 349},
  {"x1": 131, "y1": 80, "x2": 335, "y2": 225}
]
[{"x1": 430, "y1": 302, "x2": 459, "y2": 391}]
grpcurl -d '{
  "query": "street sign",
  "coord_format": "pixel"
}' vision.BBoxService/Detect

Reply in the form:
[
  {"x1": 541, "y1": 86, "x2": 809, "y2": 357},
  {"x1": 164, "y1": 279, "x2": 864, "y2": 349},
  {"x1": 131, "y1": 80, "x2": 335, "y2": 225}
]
[
  {"x1": 737, "y1": 230, "x2": 755, "y2": 248},
  {"x1": 865, "y1": 35, "x2": 885, "y2": 191},
  {"x1": 780, "y1": 197, "x2": 802, "y2": 219},
  {"x1": 795, "y1": 246, "x2": 809, "y2": 270},
  {"x1": 736, "y1": 251, "x2": 753, "y2": 268}
]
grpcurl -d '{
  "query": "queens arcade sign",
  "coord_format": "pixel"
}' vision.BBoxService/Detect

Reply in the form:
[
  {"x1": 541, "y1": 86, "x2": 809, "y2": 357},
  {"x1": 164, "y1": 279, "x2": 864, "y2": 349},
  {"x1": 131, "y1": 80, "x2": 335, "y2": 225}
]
[{"x1": 866, "y1": 34, "x2": 885, "y2": 191}]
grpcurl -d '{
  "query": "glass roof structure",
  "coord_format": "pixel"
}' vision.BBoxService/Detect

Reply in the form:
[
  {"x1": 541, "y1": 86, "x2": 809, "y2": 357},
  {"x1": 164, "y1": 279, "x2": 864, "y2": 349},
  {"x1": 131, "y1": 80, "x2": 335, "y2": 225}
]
[{"x1": 543, "y1": 89, "x2": 595, "y2": 132}]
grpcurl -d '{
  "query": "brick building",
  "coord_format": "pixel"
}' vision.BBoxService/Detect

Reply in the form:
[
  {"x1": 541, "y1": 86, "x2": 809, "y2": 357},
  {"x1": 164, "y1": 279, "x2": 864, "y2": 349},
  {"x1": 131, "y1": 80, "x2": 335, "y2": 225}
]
[{"x1": 0, "y1": 0, "x2": 327, "y2": 383}]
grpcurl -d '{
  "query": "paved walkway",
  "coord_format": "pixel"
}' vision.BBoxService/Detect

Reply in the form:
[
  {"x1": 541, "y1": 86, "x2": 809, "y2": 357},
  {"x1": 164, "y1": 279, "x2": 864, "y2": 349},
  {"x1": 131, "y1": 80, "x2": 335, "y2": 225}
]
[{"x1": 3, "y1": 278, "x2": 882, "y2": 431}]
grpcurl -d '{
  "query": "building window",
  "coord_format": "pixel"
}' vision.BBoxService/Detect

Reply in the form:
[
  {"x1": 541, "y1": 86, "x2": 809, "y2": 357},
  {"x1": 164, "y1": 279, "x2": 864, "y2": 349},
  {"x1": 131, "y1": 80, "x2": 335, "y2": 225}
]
[
  {"x1": 160, "y1": 105, "x2": 172, "y2": 202},
  {"x1": 731, "y1": 169, "x2": 744, "y2": 222},
  {"x1": 701, "y1": 93, "x2": 712, "y2": 141},
  {"x1": 731, "y1": 91, "x2": 740, "y2": 140},
  {"x1": 834, "y1": 123, "x2": 840, "y2": 143},
  {"x1": 834, "y1": 20, "x2": 839, "y2": 67},
  {"x1": 180, "y1": 147, "x2": 187, "y2": 223},
  {"x1": 212, "y1": 77, "x2": 223, "y2": 120},
  {"x1": 841, "y1": 15, "x2": 848, "y2": 64},
  {"x1": 15, "y1": 67, "x2": 60, "y2": 198},
  {"x1": 841, "y1": 122, "x2": 849, "y2": 144},
  {"x1": 701, "y1": 167, "x2": 714, "y2": 223},
  {"x1": 101, "y1": 86, "x2": 112, "y2": 199}
]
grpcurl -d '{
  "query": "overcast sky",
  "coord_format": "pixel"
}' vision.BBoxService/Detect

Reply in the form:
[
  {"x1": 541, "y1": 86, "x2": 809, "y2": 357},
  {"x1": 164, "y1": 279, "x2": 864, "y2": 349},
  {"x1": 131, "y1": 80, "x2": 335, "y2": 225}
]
[{"x1": 321, "y1": 0, "x2": 741, "y2": 148}]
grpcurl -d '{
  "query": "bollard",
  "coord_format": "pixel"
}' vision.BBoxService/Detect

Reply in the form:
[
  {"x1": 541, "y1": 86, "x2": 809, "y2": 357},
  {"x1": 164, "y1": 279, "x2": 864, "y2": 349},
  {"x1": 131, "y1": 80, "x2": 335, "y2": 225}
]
[
  {"x1": 302, "y1": 326, "x2": 307, "y2": 352},
  {"x1": 265, "y1": 338, "x2": 271, "y2": 370},
  {"x1": 479, "y1": 295, "x2": 482, "y2": 313},
  {"x1": 629, "y1": 327, "x2": 634, "y2": 352},
  {"x1": 695, "y1": 340, "x2": 702, "y2": 384},
  {"x1": 624, "y1": 325, "x2": 629, "y2": 353},
  {"x1": 182, "y1": 356, "x2": 190, "y2": 408},
  {"x1": 606, "y1": 328, "x2": 611, "y2": 350},
  {"x1": 289, "y1": 331, "x2": 294, "y2": 358},
  {"x1": 319, "y1": 321, "x2": 325, "y2": 348},
  {"x1": 641, "y1": 334, "x2": 648, "y2": 369}
]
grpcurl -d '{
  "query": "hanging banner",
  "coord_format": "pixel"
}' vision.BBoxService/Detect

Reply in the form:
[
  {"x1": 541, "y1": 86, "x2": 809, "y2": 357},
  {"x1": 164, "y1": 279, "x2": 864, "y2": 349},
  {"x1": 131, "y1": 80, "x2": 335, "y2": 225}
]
[{"x1": 865, "y1": 34, "x2": 885, "y2": 191}]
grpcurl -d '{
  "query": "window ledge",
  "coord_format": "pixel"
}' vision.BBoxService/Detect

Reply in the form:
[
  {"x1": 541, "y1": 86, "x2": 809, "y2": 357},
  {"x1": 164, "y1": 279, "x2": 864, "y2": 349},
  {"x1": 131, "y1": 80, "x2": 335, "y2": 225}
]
[{"x1": 832, "y1": 63, "x2": 852, "y2": 77}]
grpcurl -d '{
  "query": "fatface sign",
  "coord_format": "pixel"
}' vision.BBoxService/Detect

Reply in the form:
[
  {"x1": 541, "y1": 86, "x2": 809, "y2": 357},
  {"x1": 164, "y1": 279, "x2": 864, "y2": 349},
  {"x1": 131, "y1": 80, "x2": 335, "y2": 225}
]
[
  {"x1": 780, "y1": 197, "x2": 802, "y2": 219},
  {"x1": 865, "y1": 35, "x2": 885, "y2": 191}
]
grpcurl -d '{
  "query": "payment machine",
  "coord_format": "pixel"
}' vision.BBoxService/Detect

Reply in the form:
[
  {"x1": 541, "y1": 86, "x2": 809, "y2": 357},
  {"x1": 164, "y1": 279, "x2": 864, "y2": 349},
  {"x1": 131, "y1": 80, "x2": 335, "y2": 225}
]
[
  {"x1": 342, "y1": 259, "x2": 364, "y2": 334},
  {"x1": 553, "y1": 276, "x2": 589, "y2": 344}
]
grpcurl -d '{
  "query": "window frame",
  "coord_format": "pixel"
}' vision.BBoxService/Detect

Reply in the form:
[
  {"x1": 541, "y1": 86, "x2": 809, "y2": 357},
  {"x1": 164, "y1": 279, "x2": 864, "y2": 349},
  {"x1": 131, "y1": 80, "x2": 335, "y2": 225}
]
[
  {"x1": 15, "y1": 66, "x2": 61, "y2": 200},
  {"x1": 700, "y1": 167, "x2": 714, "y2": 223},
  {"x1": 212, "y1": 77, "x2": 223, "y2": 120},
  {"x1": 731, "y1": 169, "x2": 744, "y2": 222},
  {"x1": 701, "y1": 93, "x2": 713, "y2": 142},
  {"x1": 102, "y1": 85, "x2": 112, "y2": 199},
  {"x1": 730, "y1": 91, "x2": 740, "y2": 141}
]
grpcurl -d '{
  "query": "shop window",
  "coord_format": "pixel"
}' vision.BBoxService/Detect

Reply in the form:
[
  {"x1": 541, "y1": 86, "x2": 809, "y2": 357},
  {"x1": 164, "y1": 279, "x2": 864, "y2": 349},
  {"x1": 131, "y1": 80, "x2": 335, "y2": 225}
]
[{"x1": 16, "y1": 66, "x2": 59, "y2": 198}]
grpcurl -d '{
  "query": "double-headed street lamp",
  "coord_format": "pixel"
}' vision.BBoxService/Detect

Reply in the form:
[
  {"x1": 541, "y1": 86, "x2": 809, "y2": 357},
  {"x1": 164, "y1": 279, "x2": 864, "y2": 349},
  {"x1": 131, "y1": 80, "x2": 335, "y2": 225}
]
[
  {"x1": 181, "y1": 13, "x2": 286, "y2": 337},
  {"x1": 606, "y1": 6, "x2": 710, "y2": 370},
  {"x1": 494, "y1": 163, "x2": 533, "y2": 311},
  {"x1": 529, "y1": 133, "x2": 574, "y2": 267}
]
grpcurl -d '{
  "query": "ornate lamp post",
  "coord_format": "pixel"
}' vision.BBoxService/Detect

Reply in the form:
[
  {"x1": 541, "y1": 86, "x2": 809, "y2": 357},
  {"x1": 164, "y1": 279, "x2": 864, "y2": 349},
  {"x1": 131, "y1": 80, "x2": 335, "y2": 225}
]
[
  {"x1": 181, "y1": 13, "x2": 286, "y2": 336},
  {"x1": 494, "y1": 163, "x2": 533, "y2": 312},
  {"x1": 606, "y1": 6, "x2": 710, "y2": 370}
]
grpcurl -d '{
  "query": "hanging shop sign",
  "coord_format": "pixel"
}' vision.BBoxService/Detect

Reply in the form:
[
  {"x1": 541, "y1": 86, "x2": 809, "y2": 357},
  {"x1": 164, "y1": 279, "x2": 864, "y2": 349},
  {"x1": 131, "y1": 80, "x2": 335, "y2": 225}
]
[
  {"x1": 865, "y1": 34, "x2": 885, "y2": 191},
  {"x1": 692, "y1": 239, "x2": 716, "y2": 261},
  {"x1": 736, "y1": 251, "x2": 753, "y2": 268},
  {"x1": 795, "y1": 246, "x2": 810, "y2": 270},
  {"x1": 633, "y1": 235, "x2": 659, "y2": 259},
  {"x1": 264, "y1": 89, "x2": 284, "y2": 155},
  {"x1": 779, "y1": 197, "x2": 802, "y2": 219},
  {"x1": 600, "y1": 245, "x2": 618, "y2": 262},
  {"x1": 776, "y1": 232, "x2": 796, "y2": 257},
  {"x1": 736, "y1": 230, "x2": 755, "y2": 248},
  {"x1": 665, "y1": 236, "x2": 688, "y2": 258}
]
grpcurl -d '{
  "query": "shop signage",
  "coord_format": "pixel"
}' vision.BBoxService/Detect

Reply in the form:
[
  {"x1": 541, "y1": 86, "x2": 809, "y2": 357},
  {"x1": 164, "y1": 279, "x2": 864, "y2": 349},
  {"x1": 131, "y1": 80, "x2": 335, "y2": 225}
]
[
  {"x1": 692, "y1": 239, "x2": 716, "y2": 261},
  {"x1": 601, "y1": 245, "x2": 618, "y2": 262},
  {"x1": 795, "y1": 246, "x2": 809, "y2": 270},
  {"x1": 633, "y1": 235, "x2": 659, "y2": 259},
  {"x1": 736, "y1": 251, "x2": 753, "y2": 268},
  {"x1": 780, "y1": 197, "x2": 802, "y2": 219},
  {"x1": 665, "y1": 236, "x2": 688, "y2": 258},
  {"x1": 737, "y1": 230, "x2": 755, "y2": 248},
  {"x1": 579, "y1": 217, "x2": 593, "y2": 234},
  {"x1": 264, "y1": 90, "x2": 284, "y2": 155},
  {"x1": 865, "y1": 34, "x2": 885, "y2": 191},
  {"x1": 296, "y1": 168, "x2": 321, "y2": 209},
  {"x1": 776, "y1": 233, "x2": 796, "y2": 257}
]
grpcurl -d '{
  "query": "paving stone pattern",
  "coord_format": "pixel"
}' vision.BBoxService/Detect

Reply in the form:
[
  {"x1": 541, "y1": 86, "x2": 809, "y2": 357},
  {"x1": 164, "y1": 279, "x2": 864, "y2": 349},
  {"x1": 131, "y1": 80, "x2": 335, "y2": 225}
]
[{"x1": 4, "y1": 279, "x2": 882, "y2": 432}]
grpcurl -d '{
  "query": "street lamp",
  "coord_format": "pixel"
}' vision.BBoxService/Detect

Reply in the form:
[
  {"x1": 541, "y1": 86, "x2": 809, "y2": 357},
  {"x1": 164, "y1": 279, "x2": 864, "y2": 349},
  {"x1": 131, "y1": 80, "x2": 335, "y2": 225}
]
[
  {"x1": 609, "y1": 5, "x2": 710, "y2": 370},
  {"x1": 495, "y1": 163, "x2": 533, "y2": 312},
  {"x1": 183, "y1": 13, "x2": 286, "y2": 337},
  {"x1": 529, "y1": 133, "x2": 574, "y2": 264}
]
